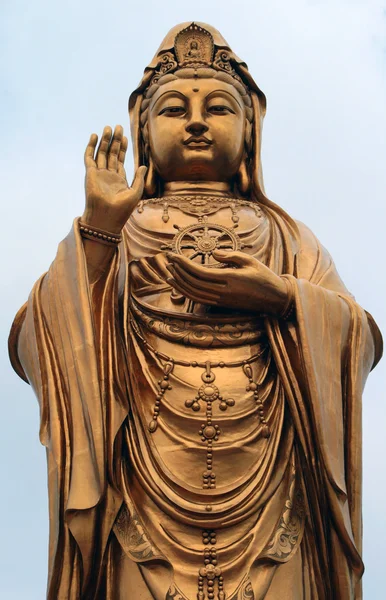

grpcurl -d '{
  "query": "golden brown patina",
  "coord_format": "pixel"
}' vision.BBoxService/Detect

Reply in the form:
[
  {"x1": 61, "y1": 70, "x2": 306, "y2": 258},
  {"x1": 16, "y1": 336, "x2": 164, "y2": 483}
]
[{"x1": 8, "y1": 22, "x2": 382, "y2": 600}]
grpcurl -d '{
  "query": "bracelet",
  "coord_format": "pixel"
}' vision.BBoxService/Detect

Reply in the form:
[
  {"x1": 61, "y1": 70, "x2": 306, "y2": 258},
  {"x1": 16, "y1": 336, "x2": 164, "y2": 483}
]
[
  {"x1": 79, "y1": 221, "x2": 122, "y2": 246},
  {"x1": 280, "y1": 276, "x2": 295, "y2": 321},
  {"x1": 282, "y1": 302, "x2": 295, "y2": 321}
]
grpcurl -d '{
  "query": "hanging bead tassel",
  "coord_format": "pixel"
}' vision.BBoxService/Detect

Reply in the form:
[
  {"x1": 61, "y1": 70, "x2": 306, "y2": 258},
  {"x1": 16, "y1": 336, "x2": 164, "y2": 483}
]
[
  {"x1": 162, "y1": 201, "x2": 170, "y2": 223},
  {"x1": 243, "y1": 363, "x2": 270, "y2": 438},
  {"x1": 148, "y1": 361, "x2": 174, "y2": 432},
  {"x1": 197, "y1": 530, "x2": 224, "y2": 600}
]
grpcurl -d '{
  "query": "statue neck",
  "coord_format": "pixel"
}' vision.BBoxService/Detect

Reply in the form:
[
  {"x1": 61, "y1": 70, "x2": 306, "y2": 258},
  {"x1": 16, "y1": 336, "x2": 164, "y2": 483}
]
[{"x1": 163, "y1": 181, "x2": 233, "y2": 197}]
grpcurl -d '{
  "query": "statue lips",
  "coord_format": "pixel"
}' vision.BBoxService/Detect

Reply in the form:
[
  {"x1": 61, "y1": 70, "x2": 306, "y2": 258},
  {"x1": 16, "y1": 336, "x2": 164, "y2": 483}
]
[{"x1": 183, "y1": 135, "x2": 213, "y2": 149}]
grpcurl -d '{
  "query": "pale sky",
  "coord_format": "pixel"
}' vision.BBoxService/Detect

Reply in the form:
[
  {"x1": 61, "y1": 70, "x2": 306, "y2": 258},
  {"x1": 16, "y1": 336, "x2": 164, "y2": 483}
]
[{"x1": 1, "y1": 0, "x2": 385, "y2": 598}]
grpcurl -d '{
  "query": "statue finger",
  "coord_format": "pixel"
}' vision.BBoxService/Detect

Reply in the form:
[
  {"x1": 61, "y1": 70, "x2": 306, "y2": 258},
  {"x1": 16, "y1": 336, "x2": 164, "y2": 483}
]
[
  {"x1": 117, "y1": 136, "x2": 128, "y2": 178},
  {"x1": 118, "y1": 163, "x2": 127, "y2": 179},
  {"x1": 212, "y1": 250, "x2": 255, "y2": 267},
  {"x1": 167, "y1": 262, "x2": 226, "y2": 293},
  {"x1": 84, "y1": 133, "x2": 98, "y2": 168},
  {"x1": 166, "y1": 267, "x2": 220, "y2": 302},
  {"x1": 107, "y1": 125, "x2": 123, "y2": 171},
  {"x1": 96, "y1": 126, "x2": 112, "y2": 169},
  {"x1": 129, "y1": 166, "x2": 147, "y2": 199},
  {"x1": 167, "y1": 276, "x2": 219, "y2": 305},
  {"x1": 118, "y1": 136, "x2": 128, "y2": 166},
  {"x1": 166, "y1": 252, "x2": 225, "y2": 283}
]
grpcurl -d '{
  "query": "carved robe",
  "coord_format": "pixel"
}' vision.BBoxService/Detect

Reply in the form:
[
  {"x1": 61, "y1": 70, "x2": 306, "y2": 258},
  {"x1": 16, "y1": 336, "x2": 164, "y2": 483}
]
[{"x1": 9, "y1": 196, "x2": 382, "y2": 599}]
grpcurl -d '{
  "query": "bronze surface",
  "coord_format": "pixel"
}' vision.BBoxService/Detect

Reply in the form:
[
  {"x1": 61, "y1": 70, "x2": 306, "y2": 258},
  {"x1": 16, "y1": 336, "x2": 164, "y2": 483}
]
[{"x1": 8, "y1": 21, "x2": 382, "y2": 600}]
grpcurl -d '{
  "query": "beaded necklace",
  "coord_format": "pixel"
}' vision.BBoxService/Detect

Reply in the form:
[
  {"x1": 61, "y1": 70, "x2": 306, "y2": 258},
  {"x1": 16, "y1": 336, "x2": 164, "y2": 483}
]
[
  {"x1": 136, "y1": 195, "x2": 263, "y2": 223},
  {"x1": 130, "y1": 317, "x2": 270, "y2": 490}
]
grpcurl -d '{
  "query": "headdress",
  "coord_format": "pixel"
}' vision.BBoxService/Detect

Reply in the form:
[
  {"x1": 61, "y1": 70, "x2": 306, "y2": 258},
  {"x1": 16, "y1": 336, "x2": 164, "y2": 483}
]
[{"x1": 148, "y1": 22, "x2": 246, "y2": 88}]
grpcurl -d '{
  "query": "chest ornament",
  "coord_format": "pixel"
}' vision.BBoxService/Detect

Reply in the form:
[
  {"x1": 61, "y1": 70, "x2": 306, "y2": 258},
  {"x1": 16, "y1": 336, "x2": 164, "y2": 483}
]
[
  {"x1": 161, "y1": 216, "x2": 251, "y2": 267},
  {"x1": 136, "y1": 195, "x2": 262, "y2": 223},
  {"x1": 136, "y1": 195, "x2": 261, "y2": 269}
]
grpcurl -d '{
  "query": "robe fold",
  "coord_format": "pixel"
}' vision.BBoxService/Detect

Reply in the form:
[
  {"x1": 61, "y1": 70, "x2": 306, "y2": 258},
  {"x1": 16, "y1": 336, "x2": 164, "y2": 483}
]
[{"x1": 9, "y1": 208, "x2": 382, "y2": 599}]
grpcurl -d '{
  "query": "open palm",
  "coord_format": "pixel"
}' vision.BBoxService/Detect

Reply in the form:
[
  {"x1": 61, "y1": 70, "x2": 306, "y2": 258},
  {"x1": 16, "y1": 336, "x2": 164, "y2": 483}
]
[{"x1": 83, "y1": 125, "x2": 146, "y2": 233}]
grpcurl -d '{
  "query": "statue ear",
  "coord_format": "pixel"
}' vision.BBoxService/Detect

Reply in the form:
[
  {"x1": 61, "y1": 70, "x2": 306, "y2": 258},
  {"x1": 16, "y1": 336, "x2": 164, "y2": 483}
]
[
  {"x1": 237, "y1": 155, "x2": 251, "y2": 196},
  {"x1": 144, "y1": 154, "x2": 157, "y2": 197}
]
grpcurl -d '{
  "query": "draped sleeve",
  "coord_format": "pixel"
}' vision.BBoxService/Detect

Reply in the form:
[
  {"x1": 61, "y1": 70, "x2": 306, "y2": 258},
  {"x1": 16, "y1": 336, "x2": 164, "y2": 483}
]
[
  {"x1": 8, "y1": 219, "x2": 130, "y2": 599},
  {"x1": 266, "y1": 220, "x2": 382, "y2": 599}
]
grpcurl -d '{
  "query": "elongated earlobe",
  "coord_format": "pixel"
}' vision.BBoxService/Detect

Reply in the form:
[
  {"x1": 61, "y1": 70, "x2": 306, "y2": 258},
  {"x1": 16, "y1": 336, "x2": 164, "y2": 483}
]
[
  {"x1": 237, "y1": 157, "x2": 250, "y2": 195},
  {"x1": 144, "y1": 155, "x2": 157, "y2": 197}
]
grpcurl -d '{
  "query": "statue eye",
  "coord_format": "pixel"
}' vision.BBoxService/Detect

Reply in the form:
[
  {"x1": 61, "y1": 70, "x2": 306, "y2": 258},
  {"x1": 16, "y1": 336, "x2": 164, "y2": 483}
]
[
  {"x1": 207, "y1": 105, "x2": 235, "y2": 115},
  {"x1": 159, "y1": 106, "x2": 186, "y2": 116}
]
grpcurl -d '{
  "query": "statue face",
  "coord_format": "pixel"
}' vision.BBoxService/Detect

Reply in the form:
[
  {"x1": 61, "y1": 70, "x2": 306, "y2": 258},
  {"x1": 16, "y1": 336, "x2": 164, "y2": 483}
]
[{"x1": 147, "y1": 78, "x2": 246, "y2": 183}]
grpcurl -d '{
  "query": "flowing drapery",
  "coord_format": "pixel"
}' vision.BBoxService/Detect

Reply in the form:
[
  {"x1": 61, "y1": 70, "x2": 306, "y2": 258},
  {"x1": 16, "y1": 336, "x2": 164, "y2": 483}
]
[{"x1": 9, "y1": 215, "x2": 381, "y2": 599}]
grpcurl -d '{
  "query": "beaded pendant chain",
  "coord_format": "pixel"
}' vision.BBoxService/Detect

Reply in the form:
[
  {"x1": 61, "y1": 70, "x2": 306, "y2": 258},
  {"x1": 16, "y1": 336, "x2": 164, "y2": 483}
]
[
  {"x1": 198, "y1": 529, "x2": 224, "y2": 600},
  {"x1": 130, "y1": 318, "x2": 270, "y2": 491},
  {"x1": 185, "y1": 361, "x2": 235, "y2": 489}
]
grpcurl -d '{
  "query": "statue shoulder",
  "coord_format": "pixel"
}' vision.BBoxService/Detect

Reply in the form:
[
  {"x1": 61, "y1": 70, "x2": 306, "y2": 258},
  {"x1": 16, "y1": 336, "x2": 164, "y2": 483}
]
[
  {"x1": 294, "y1": 220, "x2": 334, "y2": 282},
  {"x1": 294, "y1": 219, "x2": 354, "y2": 298}
]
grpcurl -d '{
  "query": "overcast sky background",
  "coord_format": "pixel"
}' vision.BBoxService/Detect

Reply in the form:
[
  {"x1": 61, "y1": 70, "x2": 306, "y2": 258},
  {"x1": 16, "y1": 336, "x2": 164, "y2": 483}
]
[{"x1": 1, "y1": 0, "x2": 385, "y2": 598}]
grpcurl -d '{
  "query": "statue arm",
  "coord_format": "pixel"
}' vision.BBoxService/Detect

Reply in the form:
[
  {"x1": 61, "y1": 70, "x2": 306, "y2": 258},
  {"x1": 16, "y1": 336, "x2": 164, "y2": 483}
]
[
  {"x1": 8, "y1": 120, "x2": 146, "y2": 382},
  {"x1": 81, "y1": 125, "x2": 146, "y2": 285},
  {"x1": 295, "y1": 219, "x2": 383, "y2": 368}
]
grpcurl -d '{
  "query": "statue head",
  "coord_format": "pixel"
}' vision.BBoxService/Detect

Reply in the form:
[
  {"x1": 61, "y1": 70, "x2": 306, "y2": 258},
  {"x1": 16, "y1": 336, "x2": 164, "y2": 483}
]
[
  {"x1": 129, "y1": 23, "x2": 268, "y2": 202},
  {"x1": 145, "y1": 75, "x2": 248, "y2": 187}
]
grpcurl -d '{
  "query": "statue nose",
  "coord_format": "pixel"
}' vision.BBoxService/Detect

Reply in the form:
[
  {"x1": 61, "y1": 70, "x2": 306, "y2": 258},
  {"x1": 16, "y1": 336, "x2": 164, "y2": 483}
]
[{"x1": 185, "y1": 120, "x2": 209, "y2": 136}]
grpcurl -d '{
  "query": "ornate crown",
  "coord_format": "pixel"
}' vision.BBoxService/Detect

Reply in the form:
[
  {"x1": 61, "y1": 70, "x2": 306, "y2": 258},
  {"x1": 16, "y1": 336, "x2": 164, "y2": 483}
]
[{"x1": 149, "y1": 23, "x2": 242, "y2": 86}]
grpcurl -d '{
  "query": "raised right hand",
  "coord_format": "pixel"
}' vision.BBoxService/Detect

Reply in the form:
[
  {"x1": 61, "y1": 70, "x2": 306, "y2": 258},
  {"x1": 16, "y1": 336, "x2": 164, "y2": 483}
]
[{"x1": 82, "y1": 125, "x2": 146, "y2": 234}]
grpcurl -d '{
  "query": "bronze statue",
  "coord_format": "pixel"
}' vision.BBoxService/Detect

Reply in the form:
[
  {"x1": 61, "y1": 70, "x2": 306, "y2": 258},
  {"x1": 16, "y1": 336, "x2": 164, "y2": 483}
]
[{"x1": 8, "y1": 22, "x2": 382, "y2": 600}]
